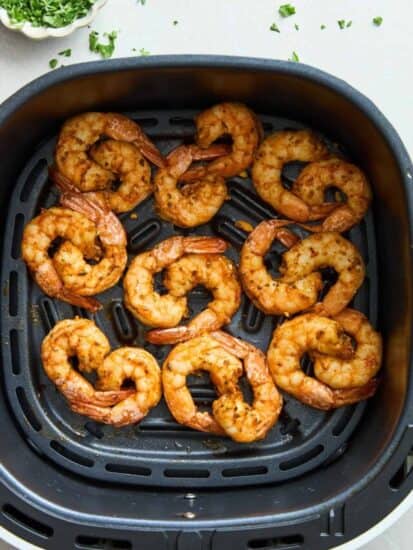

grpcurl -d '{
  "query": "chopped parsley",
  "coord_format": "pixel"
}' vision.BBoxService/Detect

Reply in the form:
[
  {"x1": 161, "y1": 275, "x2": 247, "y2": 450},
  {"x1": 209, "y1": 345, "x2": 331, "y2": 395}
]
[
  {"x1": 320, "y1": 24, "x2": 326, "y2": 30},
  {"x1": 137, "y1": 0, "x2": 146, "y2": 4},
  {"x1": 270, "y1": 22, "x2": 280, "y2": 33},
  {"x1": 338, "y1": 20, "x2": 352, "y2": 29},
  {"x1": 289, "y1": 51, "x2": 299, "y2": 62},
  {"x1": 49, "y1": 58, "x2": 58, "y2": 69},
  {"x1": 294, "y1": 23, "x2": 299, "y2": 31},
  {"x1": 373, "y1": 16, "x2": 383, "y2": 26},
  {"x1": 279, "y1": 4, "x2": 296, "y2": 17},
  {"x1": 58, "y1": 48, "x2": 72, "y2": 57},
  {"x1": 89, "y1": 30, "x2": 117, "y2": 59},
  {"x1": 0, "y1": 0, "x2": 96, "y2": 28},
  {"x1": 173, "y1": 20, "x2": 178, "y2": 25},
  {"x1": 139, "y1": 48, "x2": 150, "y2": 56}
]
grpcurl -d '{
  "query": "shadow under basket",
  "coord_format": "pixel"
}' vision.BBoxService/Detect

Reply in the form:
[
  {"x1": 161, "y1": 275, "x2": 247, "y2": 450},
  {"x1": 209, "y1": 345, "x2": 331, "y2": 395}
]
[{"x1": 0, "y1": 56, "x2": 412, "y2": 550}]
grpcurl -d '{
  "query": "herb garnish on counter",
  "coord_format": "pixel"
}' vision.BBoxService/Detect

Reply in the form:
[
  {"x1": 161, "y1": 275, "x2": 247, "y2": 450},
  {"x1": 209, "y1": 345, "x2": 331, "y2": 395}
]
[{"x1": 89, "y1": 30, "x2": 117, "y2": 59}]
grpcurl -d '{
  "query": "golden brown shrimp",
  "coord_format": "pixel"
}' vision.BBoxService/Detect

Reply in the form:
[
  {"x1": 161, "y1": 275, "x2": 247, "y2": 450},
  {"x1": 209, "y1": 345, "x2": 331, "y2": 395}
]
[
  {"x1": 252, "y1": 130, "x2": 333, "y2": 220},
  {"x1": 22, "y1": 206, "x2": 102, "y2": 311},
  {"x1": 239, "y1": 219, "x2": 323, "y2": 315},
  {"x1": 280, "y1": 232, "x2": 365, "y2": 316},
  {"x1": 48, "y1": 190, "x2": 127, "y2": 302},
  {"x1": 55, "y1": 112, "x2": 164, "y2": 193},
  {"x1": 71, "y1": 347, "x2": 162, "y2": 427},
  {"x1": 154, "y1": 144, "x2": 230, "y2": 228},
  {"x1": 292, "y1": 158, "x2": 372, "y2": 232},
  {"x1": 267, "y1": 312, "x2": 380, "y2": 410},
  {"x1": 313, "y1": 309, "x2": 382, "y2": 389},
  {"x1": 162, "y1": 332, "x2": 281, "y2": 441},
  {"x1": 123, "y1": 236, "x2": 228, "y2": 329},
  {"x1": 41, "y1": 319, "x2": 134, "y2": 409},
  {"x1": 146, "y1": 254, "x2": 241, "y2": 345},
  {"x1": 210, "y1": 331, "x2": 282, "y2": 443},
  {"x1": 180, "y1": 102, "x2": 263, "y2": 181}
]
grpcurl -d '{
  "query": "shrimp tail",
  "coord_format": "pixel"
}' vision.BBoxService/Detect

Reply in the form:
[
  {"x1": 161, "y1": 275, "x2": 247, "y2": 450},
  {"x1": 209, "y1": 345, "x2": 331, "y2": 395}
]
[
  {"x1": 65, "y1": 388, "x2": 135, "y2": 407},
  {"x1": 211, "y1": 330, "x2": 250, "y2": 358},
  {"x1": 69, "y1": 400, "x2": 145, "y2": 427},
  {"x1": 146, "y1": 326, "x2": 194, "y2": 345},
  {"x1": 135, "y1": 133, "x2": 166, "y2": 168},
  {"x1": 189, "y1": 143, "x2": 232, "y2": 161},
  {"x1": 58, "y1": 289, "x2": 102, "y2": 312},
  {"x1": 49, "y1": 166, "x2": 78, "y2": 193},
  {"x1": 332, "y1": 378, "x2": 379, "y2": 407},
  {"x1": 182, "y1": 236, "x2": 228, "y2": 254}
]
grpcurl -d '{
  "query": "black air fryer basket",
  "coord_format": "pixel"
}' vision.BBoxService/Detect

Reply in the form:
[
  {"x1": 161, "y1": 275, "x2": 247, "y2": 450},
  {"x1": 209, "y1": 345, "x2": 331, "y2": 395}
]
[{"x1": 0, "y1": 56, "x2": 412, "y2": 550}]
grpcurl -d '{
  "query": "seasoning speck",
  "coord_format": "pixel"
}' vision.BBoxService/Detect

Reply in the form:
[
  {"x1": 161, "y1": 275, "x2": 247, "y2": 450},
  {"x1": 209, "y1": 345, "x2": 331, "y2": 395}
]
[
  {"x1": 235, "y1": 220, "x2": 254, "y2": 233},
  {"x1": 270, "y1": 22, "x2": 280, "y2": 33},
  {"x1": 289, "y1": 51, "x2": 300, "y2": 62},
  {"x1": 130, "y1": 213, "x2": 138, "y2": 220}
]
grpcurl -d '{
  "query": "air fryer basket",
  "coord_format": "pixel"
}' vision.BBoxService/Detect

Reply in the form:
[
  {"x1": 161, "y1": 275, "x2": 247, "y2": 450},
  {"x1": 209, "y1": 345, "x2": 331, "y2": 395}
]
[{"x1": 0, "y1": 56, "x2": 412, "y2": 549}]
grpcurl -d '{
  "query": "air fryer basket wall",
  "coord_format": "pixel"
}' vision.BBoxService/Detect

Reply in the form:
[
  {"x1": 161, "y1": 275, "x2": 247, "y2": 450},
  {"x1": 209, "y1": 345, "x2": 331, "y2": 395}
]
[{"x1": 0, "y1": 56, "x2": 412, "y2": 550}]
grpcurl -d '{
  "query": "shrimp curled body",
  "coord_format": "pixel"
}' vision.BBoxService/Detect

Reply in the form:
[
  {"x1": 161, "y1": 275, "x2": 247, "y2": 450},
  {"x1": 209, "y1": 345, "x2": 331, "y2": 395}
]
[
  {"x1": 154, "y1": 144, "x2": 230, "y2": 228},
  {"x1": 41, "y1": 319, "x2": 161, "y2": 427},
  {"x1": 146, "y1": 253, "x2": 241, "y2": 344},
  {"x1": 292, "y1": 158, "x2": 372, "y2": 232},
  {"x1": 252, "y1": 130, "x2": 332, "y2": 220},
  {"x1": 280, "y1": 231, "x2": 365, "y2": 316},
  {"x1": 55, "y1": 112, "x2": 164, "y2": 193},
  {"x1": 123, "y1": 236, "x2": 237, "y2": 336},
  {"x1": 22, "y1": 197, "x2": 127, "y2": 311},
  {"x1": 180, "y1": 102, "x2": 263, "y2": 181},
  {"x1": 267, "y1": 310, "x2": 381, "y2": 410},
  {"x1": 240, "y1": 219, "x2": 322, "y2": 315},
  {"x1": 162, "y1": 332, "x2": 282, "y2": 442}
]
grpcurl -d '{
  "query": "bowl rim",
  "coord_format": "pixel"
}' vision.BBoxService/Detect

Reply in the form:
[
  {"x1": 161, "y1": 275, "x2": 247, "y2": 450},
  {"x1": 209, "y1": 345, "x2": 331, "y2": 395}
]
[{"x1": 0, "y1": 0, "x2": 108, "y2": 39}]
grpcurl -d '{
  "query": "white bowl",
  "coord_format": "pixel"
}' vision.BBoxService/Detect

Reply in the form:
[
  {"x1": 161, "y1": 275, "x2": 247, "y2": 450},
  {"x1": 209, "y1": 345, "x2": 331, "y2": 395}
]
[{"x1": 0, "y1": 0, "x2": 108, "y2": 39}]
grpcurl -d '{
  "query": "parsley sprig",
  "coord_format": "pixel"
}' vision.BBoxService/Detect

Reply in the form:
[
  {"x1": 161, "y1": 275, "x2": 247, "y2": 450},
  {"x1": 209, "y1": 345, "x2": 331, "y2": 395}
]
[
  {"x1": 0, "y1": 0, "x2": 96, "y2": 28},
  {"x1": 89, "y1": 30, "x2": 118, "y2": 59},
  {"x1": 279, "y1": 4, "x2": 296, "y2": 18}
]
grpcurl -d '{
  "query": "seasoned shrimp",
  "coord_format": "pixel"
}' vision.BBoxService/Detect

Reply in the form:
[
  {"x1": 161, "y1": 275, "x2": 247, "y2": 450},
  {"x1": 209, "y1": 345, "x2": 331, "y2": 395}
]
[
  {"x1": 55, "y1": 112, "x2": 164, "y2": 193},
  {"x1": 71, "y1": 347, "x2": 162, "y2": 427},
  {"x1": 252, "y1": 130, "x2": 333, "y2": 220},
  {"x1": 22, "y1": 206, "x2": 102, "y2": 311},
  {"x1": 267, "y1": 312, "x2": 380, "y2": 410},
  {"x1": 41, "y1": 319, "x2": 134, "y2": 408},
  {"x1": 162, "y1": 334, "x2": 241, "y2": 435},
  {"x1": 313, "y1": 309, "x2": 382, "y2": 388},
  {"x1": 280, "y1": 232, "x2": 365, "y2": 316},
  {"x1": 49, "y1": 190, "x2": 127, "y2": 302},
  {"x1": 146, "y1": 254, "x2": 241, "y2": 344},
  {"x1": 162, "y1": 332, "x2": 281, "y2": 441},
  {"x1": 211, "y1": 331, "x2": 282, "y2": 443},
  {"x1": 292, "y1": 159, "x2": 372, "y2": 232},
  {"x1": 180, "y1": 102, "x2": 263, "y2": 181},
  {"x1": 154, "y1": 144, "x2": 230, "y2": 227},
  {"x1": 123, "y1": 236, "x2": 228, "y2": 328},
  {"x1": 240, "y1": 219, "x2": 322, "y2": 315}
]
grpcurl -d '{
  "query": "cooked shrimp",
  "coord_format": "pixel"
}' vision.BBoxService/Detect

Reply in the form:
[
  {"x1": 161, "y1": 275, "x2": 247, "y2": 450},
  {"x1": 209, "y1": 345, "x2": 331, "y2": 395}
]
[
  {"x1": 22, "y1": 207, "x2": 102, "y2": 311},
  {"x1": 252, "y1": 130, "x2": 333, "y2": 220},
  {"x1": 239, "y1": 219, "x2": 322, "y2": 315},
  {"x1": 146, "y1": 254, "x2": 241, "y2": 344},
  {"x1": 162, "y1": 334, "x2": 241, "y2": 435},
  {"x1": 55, "y1": 112, "x2": 164, "y2": 192},
  {"x1": 267, "y1": 312, "x2": 380, "y2": 410},
  {"x1": 180, "y1": 102, "x2": 263, "y2": 181},
  {"x1": 162, "y1": 332, "x2": 281, "y2": 441},
  {"x1": 313, "y1": 309, "x2": 382, "y2": 388},
  {"x1": 47, "y1": 190, "x2": 127, "y2": 302},
  {"x1": 41, "y1": 319, "x2": 134, "y2": 408},
  {"x1": 154, "y1": 144, "x2": 230, "y2": 228},
  {"x1": 71, "y1": 347, "x2": 162, "y2": 427},
  {"x1": 280, "y1": 232, "x2": 365, "y2": 316},
  {"x1": 292, "y1": 159, "x2": 372, "y2": 232},
  {"x1": 211, "y1": 331, "x2": 282, "y2": 443},
  {"x1": 123, "y1": 236, "x2": 228, "y2": 328}
]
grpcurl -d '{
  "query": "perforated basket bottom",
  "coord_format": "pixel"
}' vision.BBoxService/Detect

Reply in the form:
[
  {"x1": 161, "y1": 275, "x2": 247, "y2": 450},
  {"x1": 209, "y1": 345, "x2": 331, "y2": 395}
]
[{"x1": 1, "y1": 110, "x2": 377, "y2": 488}]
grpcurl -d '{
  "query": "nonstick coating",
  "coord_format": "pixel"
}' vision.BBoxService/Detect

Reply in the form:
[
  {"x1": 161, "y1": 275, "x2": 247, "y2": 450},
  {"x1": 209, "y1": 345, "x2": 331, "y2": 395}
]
[{"x1": 1, "y1": 108, "x2": 377, "y2": 488}]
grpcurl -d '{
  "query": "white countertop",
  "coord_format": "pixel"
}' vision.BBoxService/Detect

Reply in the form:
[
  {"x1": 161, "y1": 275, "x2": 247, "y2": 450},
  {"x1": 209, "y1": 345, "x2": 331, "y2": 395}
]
[{"x1": 0, "y1": 0, "x2": 412, "y2": 548}]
